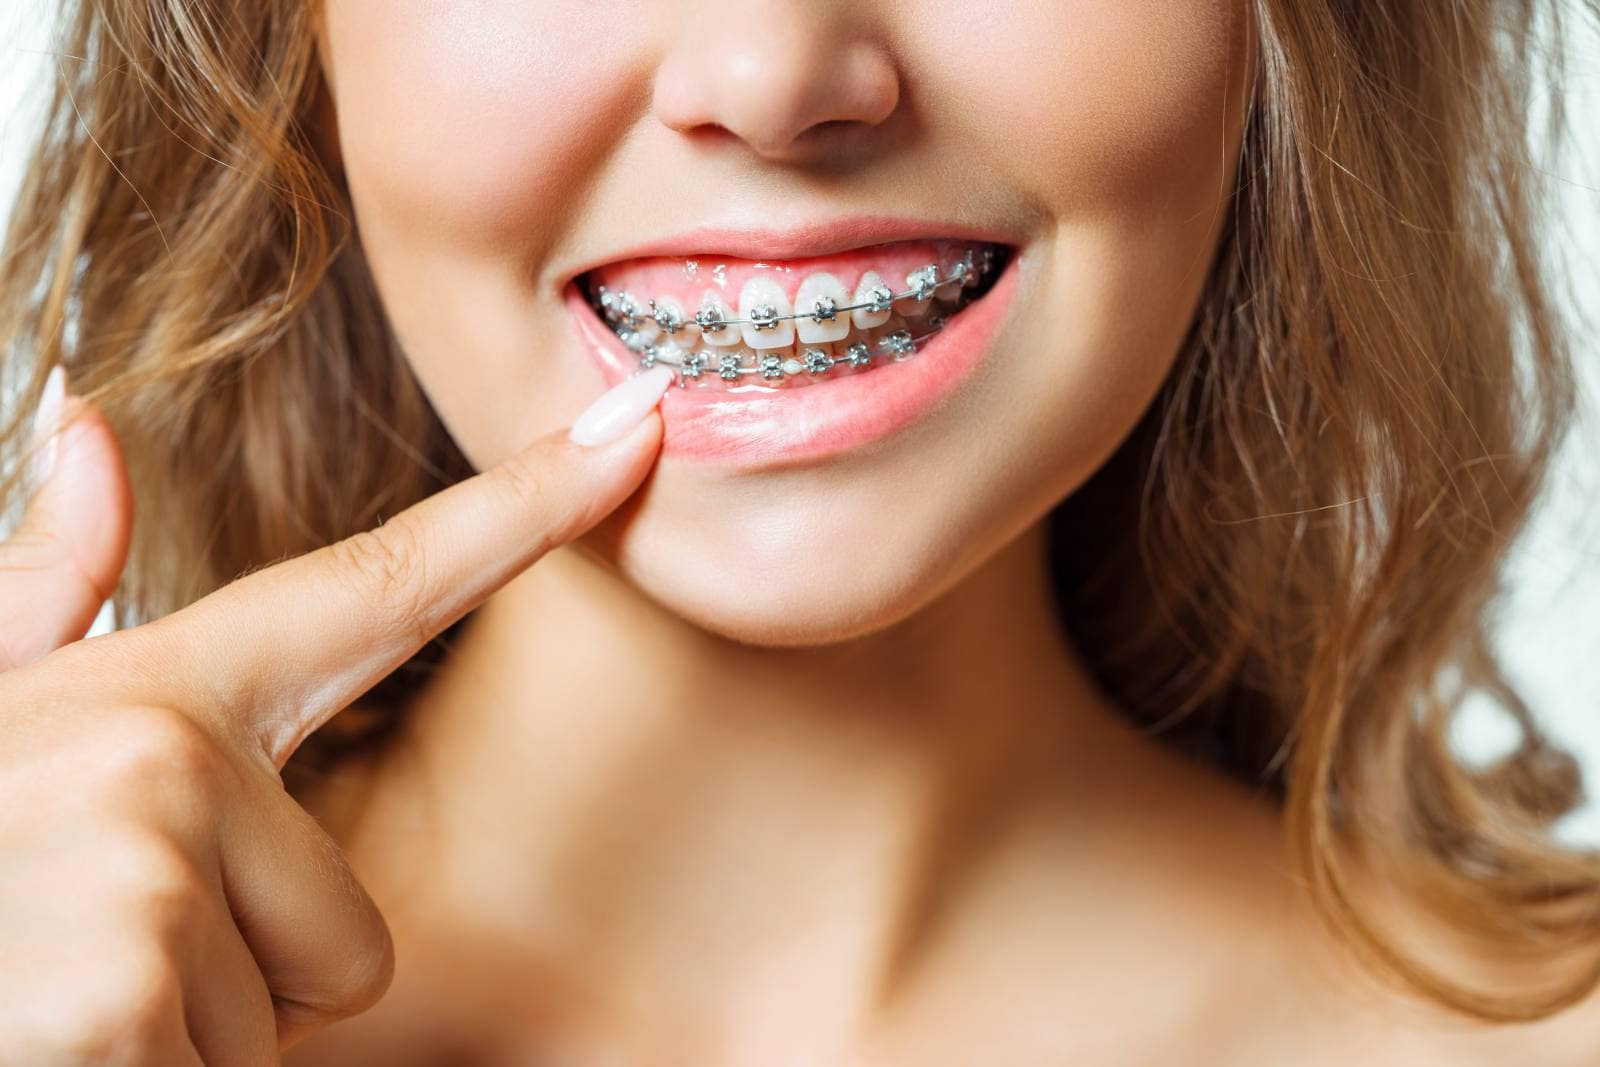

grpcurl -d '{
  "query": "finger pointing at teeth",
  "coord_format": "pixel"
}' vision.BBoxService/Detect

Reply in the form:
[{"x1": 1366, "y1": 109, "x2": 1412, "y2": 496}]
[{"x1": 125, "y1": 366, "x2": 673, "y2": 773}]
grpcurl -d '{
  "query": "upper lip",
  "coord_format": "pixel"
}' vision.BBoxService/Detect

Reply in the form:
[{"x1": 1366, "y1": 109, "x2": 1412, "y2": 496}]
[{"x1": 554, "y1": 214, "x2": 1020, "y2": 292}]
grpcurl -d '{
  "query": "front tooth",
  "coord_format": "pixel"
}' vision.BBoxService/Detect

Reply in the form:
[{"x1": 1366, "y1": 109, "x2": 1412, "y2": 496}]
[
  {"x1": 695, "y1": 292, "x2": 741, "y2": 346},
  {"x1": 739, "y1": 277, "x2": 795, "y2": 349},
  {"x1": 793, "y1": 273, "x2": 851, "y2": 344},
  {"x1": 851, "y1": 271, "x2": 893, "y2": 329}
]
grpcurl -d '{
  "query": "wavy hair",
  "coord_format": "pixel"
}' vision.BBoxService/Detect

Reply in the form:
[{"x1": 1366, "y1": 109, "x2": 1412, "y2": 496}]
[{"x1": 2, "y1": 0, "x2": 1597, "y2": 1025}]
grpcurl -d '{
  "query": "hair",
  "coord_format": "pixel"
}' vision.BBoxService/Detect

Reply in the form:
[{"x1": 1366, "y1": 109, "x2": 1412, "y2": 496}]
[{"x1": 2, "y1": 0, "x2": 1597, "y2": 1026}]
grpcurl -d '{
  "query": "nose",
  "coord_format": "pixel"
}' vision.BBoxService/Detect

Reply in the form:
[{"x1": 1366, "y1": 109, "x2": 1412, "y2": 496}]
[{"x1": 651, "y1": 3, "x2": 901, "y2": 163}]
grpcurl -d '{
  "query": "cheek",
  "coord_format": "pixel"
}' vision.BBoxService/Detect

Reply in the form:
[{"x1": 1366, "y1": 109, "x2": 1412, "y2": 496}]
[
  {"x1": 934, "y1": 0, "x2": 1248, "y2": 213},
  {"x1": 323, "y1": 1, "x2": 642, "y2": 252},
  {"x1": 942, "y1": 0, "x2": 1251, "y2": 433},
  {"x1": 318, "y1": 1, "x2": 658, "y2": 460}
]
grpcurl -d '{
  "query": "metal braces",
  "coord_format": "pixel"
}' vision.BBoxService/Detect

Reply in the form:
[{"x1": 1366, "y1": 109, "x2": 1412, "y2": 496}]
[
  {"x1": 626, "y1": 314, "x2": 951, "y2": 388},
  {"x1": 593, "y1": 246, "x2": 997, "y2": 336}
]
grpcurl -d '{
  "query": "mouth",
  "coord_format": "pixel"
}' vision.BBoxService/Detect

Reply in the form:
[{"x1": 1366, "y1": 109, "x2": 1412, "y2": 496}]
[{"x1": 563, "y1": 230, "x2": 1020, "y2": 467}]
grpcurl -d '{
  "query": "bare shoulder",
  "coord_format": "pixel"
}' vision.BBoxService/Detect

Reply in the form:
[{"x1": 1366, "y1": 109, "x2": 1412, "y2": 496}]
[
  {"x1": 1183, "y1": 781, "x2": 1600, "y2": 1066},
  {"x1": 1002, "y1": 728, "x2": 1600, "y2": 1067}
]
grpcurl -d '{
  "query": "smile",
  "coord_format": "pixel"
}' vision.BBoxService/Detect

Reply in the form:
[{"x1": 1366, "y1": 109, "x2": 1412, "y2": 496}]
[
  {"x1": 577, "y1": 240, "x2": 1008, "y2": 390},
  {"x1": 563, "y1": 226, "x2": 1022, "y2": 467}
]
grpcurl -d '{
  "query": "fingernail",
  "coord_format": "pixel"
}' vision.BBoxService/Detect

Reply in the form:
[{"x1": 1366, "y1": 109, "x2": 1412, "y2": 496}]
[
  {"x1": 26, "y1": 364, "x2": 67, "y2": 492},
  {"x1": 567, "y1": 366, "x2": 675, "y2": 447}
]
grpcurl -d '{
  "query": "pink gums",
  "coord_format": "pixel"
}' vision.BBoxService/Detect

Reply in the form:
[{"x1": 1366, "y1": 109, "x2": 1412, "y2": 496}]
[
  {"x1": 564, "y1": 248, "x2": 1020, "y2": 469},
  {"x1": 584, "y1": 238, "x2": 980, "y2": 310}
]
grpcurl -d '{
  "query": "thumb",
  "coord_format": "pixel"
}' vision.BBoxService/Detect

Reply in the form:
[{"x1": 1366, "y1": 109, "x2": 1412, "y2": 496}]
[{"x1": 0, "y1": 367, "x2": 135, "y2": 670}]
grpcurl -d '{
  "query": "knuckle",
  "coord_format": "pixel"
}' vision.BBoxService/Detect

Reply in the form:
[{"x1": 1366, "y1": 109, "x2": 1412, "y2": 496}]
[
  {"x1": 493, "y1": 448, "x2": 557, "y2": 525},
  {"x1": 96, "y1": 705, "x2": 233, "y2": 804},
  {"x1": 326, "y1": 526, "x2": 433, "y2": 645},
  {"x1": 101, "y1": 830, "x2": 211, "y2": 925}
]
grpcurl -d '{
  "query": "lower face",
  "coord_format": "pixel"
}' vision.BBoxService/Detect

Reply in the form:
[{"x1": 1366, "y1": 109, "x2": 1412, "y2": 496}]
[{"x1": 317, "y1": 2, "x2": 1255, "y2": 645}]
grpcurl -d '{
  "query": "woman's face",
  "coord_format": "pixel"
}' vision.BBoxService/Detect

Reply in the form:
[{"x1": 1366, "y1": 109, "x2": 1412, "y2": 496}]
[{"x1": 316, "y1": 2, "x2": 1255, "y2": 645}]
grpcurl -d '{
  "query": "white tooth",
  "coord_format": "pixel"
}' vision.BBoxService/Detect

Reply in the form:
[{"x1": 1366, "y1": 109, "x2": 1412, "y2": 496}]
[
  {"x1": 896, "y1": 267, "x2": 934, "y2": 318},
  {"x1": 851, "y1": 271, "x2": 892, "y2": 329},
  {"x1": 649, "y1": 296, "x2": 697, "y2": 344},
  {"x1": 739, "y1": 277, "x2": 795, "y2": 349},
  {"x1": 615, "y1": 289, "x2": 662, "y2": 342},
  {"x1": 961, "y1": 249, "x2": 981, "y2": 288},
  {"x1": 696, "y1": 292, "x2": 741, "y2": 346},
  {"x1": 793, "y1": 272, "x2": 851, "y2": 344}
]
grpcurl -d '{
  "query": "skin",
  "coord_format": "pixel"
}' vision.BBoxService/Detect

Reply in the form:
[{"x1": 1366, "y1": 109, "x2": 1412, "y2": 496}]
[
  {"x1": 1, "y1": 0, "x2": 1594, "y2": 1063},
  {"x1": 280, "y1": 0, "x2": 1598, "y2": 1063}
]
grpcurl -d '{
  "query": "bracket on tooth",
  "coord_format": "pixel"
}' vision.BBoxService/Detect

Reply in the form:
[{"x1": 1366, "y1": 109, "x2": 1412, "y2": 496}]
[
  {"x1": 649, "y1": 299, "x2": 682, "y2": 333},
  {"x1": 593, "y1": 246, "x2": 1001, "y2": 331},
  {"x1": 605, "y1": 291, "x2": 642, "y2": 328},
  {"x1": 906, "y1": 266, "x2": 940, "y2": 301}
]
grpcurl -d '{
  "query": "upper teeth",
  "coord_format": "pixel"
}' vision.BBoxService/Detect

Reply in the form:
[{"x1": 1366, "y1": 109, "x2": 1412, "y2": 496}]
[{"x1": 598, "y1": 255, "x2": 990, "y2": 332}]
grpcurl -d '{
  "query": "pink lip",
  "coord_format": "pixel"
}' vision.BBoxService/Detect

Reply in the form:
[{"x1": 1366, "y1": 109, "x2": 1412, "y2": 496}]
[
  {"x1": 555, "y1": 215, "x2": 1018, "y2": 288},
  {"x1": 563, "y1": 248, "x2": 1021, "y2": 468}
]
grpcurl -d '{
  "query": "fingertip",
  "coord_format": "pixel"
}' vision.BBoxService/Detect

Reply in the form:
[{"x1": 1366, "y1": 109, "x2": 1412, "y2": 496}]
[
  {"x1": 40, "y1": 395, "x2": 135, "y2": 593},
  {"x1": 566, "y1": 365, "x2": 675, "y2": 448}
]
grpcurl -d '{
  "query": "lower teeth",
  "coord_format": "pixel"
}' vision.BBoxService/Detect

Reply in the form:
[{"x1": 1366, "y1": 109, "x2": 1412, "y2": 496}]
[{"x1": 627, "y1": 325, "x2": 933, "y2": 387}]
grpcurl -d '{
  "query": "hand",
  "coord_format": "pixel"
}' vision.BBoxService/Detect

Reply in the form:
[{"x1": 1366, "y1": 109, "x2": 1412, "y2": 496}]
[{"x1": 0, "y1": 366, "x2": 668, "y2": 1065}]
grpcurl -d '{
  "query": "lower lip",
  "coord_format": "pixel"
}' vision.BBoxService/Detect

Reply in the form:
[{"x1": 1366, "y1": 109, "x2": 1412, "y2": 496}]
[{"x1": 563, "y1": 252, "x2": 1020, "y2": 467}]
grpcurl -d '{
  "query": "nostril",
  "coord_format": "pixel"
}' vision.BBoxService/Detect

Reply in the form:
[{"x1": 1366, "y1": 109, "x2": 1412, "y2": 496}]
[{"x1": 651, "y1": 30, "x2": 900, "y2": 162}]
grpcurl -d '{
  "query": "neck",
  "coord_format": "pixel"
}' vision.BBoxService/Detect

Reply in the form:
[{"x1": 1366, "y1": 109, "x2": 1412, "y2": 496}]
[{"x1": 331, "y1": 518, "x2": 1140, "y2": 1042}]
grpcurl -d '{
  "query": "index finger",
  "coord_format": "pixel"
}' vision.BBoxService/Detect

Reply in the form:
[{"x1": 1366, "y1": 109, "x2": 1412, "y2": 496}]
[{"x1": 146, "y1": 401, "x2": 665, "y2": 771}]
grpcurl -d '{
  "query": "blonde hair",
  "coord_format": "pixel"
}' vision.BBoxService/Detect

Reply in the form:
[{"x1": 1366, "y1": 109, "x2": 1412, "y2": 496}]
[{"x1": 3, "y1": 0, "x2": 1597, "y2": 1024}]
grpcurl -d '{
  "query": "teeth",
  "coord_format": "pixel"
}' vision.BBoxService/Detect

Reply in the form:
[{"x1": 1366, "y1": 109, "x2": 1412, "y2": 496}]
[
  {"x1": 960, "y1": 249, "x2": 980, "y2": 288},
  {"x1": 793, "y1": 273, "x2": 851, "y2": 344},
  {"x1": 851, "y1": 271, "x2": 893, "y2": 330},
  {"x1": 884, "y1": 329, "x2": 917, "y2": 360},
  {"x1": 800, "y1": 346, "x2": 835, "y2": 375},
  {"x1": 597, "y1": 244, "x2": 1004, "y2": 387},
  {"x1": 695, "y1": 292, "x2": 741, "y2": 346},
  {"x1": 842, "y1": 340, "x2": 876, "y2": 368},
  {"x1": 606, "y1": 290, "x2": 662, "y2": 342},
  {"x1": 896, "y1": 265, "x2": 939, "y2": 318},
  {"x1": 739, "y1": 277, "x2": 795, "y2": 349},
  {"x1": 716, "y1": 347, "x2": 759, "y2": 379},
  {"x1": 679, "y1": 351, "x2": 708, "y2": 380},
  {"x1": 649, "y1": 296, "x2": 695, "y2": 342}
]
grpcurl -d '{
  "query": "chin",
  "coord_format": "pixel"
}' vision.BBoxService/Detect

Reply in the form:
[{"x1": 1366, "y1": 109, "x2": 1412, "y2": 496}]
[{"x1": 576, "y1": 492, "x2": 964, "y2": 650}]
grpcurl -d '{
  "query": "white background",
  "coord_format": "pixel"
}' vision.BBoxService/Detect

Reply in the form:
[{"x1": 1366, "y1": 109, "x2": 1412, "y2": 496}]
[{"x1": 4, "y1": 2, "x2": 1599, "y2": 845}]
